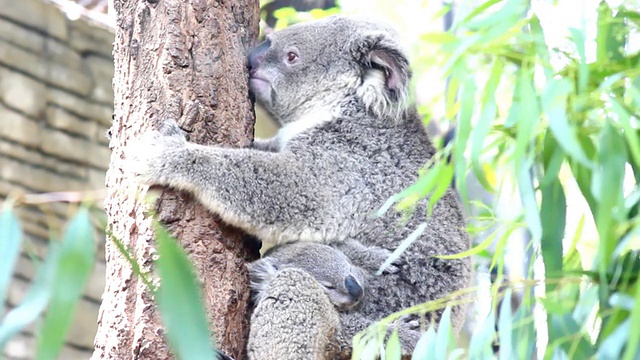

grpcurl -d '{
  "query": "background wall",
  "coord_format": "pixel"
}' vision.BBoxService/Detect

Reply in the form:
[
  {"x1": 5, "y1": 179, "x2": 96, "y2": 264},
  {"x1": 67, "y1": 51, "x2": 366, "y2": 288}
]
[{"x1": 0, "y1": 0, "x2": 114, "y2": 358}]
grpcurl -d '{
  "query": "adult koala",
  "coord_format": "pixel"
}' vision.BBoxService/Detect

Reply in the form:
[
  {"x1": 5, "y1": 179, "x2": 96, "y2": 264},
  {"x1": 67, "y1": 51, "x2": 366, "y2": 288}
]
[{"x1": 130, "y1": 15, "x2": 471, "y2": 353}]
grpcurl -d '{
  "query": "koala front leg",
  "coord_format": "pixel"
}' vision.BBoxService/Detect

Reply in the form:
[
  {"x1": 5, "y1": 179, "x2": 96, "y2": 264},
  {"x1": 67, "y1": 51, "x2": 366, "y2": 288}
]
[
  {"x1": 252, "y1": 137, "x2": 280, "y2": 152},
  {"x1": 128, "y1": 121, "x2": 333, "y2": 244},
  {"x1": 333, "y1": 240, "x2": 404, "y2": 274}
]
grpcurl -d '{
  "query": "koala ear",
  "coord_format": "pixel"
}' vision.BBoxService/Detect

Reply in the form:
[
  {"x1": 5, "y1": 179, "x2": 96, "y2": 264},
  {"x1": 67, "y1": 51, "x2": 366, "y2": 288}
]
[{"x1": 354, "y1": 32, "x2": 411, "y2": 119}]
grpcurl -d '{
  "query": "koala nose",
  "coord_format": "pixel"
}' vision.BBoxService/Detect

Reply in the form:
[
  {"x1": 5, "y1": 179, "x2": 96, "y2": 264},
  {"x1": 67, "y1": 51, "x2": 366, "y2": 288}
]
[
  {"x1": 344, "y1": 275, "x2": 364, "y2": 302},
  {"x1": 248, "y1": 39, "x2": 271, "y2": 74}
]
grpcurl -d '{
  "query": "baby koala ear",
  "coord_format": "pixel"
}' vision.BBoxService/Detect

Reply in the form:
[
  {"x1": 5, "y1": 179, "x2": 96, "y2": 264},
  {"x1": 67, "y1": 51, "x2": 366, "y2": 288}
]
[{"x1": 353, "y1": 31, "x2": 411, "y2": 119}]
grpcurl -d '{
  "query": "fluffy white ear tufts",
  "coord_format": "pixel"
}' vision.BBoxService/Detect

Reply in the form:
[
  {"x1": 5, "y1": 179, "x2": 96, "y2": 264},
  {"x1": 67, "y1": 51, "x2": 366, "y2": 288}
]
[{"x1": 355, "y1": 32, "x2": 411, "y2": 120}]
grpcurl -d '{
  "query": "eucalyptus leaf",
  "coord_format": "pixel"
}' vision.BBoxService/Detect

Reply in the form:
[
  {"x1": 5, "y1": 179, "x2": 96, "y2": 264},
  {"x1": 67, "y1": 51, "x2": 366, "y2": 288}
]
[
  {"x1": 498, "y1": 289, "x2": 513, "y2": 360},
  {"x1": 469, "y1": 310, "x2": 496, "y2": 359},
  {"x1": 0, "y1": 246, "x2": 59, "y2": 348},
  {"x1": 622, "y1": 281, "x2": 640, "y2": 360},
  {"x1": 36, "y1": 208, "x2": 96, "y2": 360},
  {"x1": 540, "y1": 178, "x2": 566, "y2": 290},
  {"x1": 385, "y1": 329, "x2": 401, "y2": 360},
  {"x1": 541, "y1": 78, "x2": 592, "y2": 167},
  {"x1": 0, "y1": 208, "x2": 22, "y2": 315},
  {"x1": 547, "y1": 314, "x2": 595, "y2": 359},
  {"x1": 155, "y1": 224, "x2": 217, "y2": 360},
  {"x1": 412, "y1": 326, "x2": 437, "y2": 360},
  {"x1": 434, "y1": 307, "x2": 453, "y2": 360}
]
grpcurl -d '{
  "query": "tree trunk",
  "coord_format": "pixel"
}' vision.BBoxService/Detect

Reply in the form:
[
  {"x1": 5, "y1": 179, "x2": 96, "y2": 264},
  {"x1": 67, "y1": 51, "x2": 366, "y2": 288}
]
[{"x1": 92, "y1": 1, "x2": 260, "y2": 359}]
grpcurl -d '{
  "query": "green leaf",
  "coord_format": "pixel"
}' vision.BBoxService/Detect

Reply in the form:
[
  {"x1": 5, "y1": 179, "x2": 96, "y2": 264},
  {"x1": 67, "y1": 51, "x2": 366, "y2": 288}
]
[
  {"x1": 563, "y1": 215, "x2": 584, "y2": 271},
  {"x1": 498, "y1": 289, "x2": 513, "y2": 360},
  {"x1": 442, "y1": 34, "x2": 481, "y2": 75},
  {"x1": 568, "y1": 28, "x2": 589, "y2": 95},
  {"x1": 471, "y1": 60, "x2": 503, "y2": 190},
  {"x1": 609, "y1": 293, "x2": 635, "y2": 311},
  {"x1": 569, "y1": 133, "x2": 598, "y2": 212},
  {"x1": 596, "y1": 1, "x2": 627, "y2": 65},
  {"x1": 36, "y1": 208, "x2": 96, "y2": 360},
  {"x1": 465, "y1": 0, "x2": 528, "y2": 34},
  {"x1": 593, "y1": 123, "x2": 627, "y2": 306},
  {"x1": 460, "y1": 0, "x2": 503, "y2": 25},
  {"x1": 573, "y1": 286, "x2": 599, "y2": 325},
  {"x1": 541, "y1": 78, "x2": 592, "y2": 167},
  {"x1": 517, "y1": 158, "x2": 541, "y2": 241},
  {"x1": 540, "y1": 178, "x2": 566, "y2": 291},
  {"x1": 513, "y1": 67, "x2": 541, "y2": 175},
  {"x1": 434, "y1": 307, "x2": 453, "y2": 359},
  {"x1": 155, "y1": 224, "x2": 216, "y2": 360},
  {"x1": 453, "y1": 73, "x2": 477, "y2": 205},
  {"x1": 547, "y1": 314, "x2": 595, "y2": 359},
  {"x1": 437, "y1": 229, "x2": 497, "y2": 260},
  {"x1": 601, "y1": 318, "x2": 630, "y2": 360},
  {"x1": 360, "y1": 336, "x2": 380, "y2": 360},
  {"x1": 469, "y1": 309, "x2": 495, "y2": 359},
  {"x1": 512, "y1": 303, "x2": 536, "y2": 360},
  {"x1": 0, "y1": 207, "x2": 22, "y2": 315},
  {"x1": 540, "y1": 132, "x2": 565, "y2": 187},
  {"x1": 0, "y1": 246, "x2": 59, "y2": 348},
  {"x1": 529, "y1": 16, "x2": 553, "y2": 79},
  {"x1": 610, "y1": 98, "x2": 640, "y2": 169},
  {"x1": 412, "y1": 326, "x2": 437, "y2": 360},
  {"x1": 622, "y1": 281, "x2": 640, "y2": 360},
  {"x1": 385, "y1": 329, "x2": 401, "y2": 360},
  {"x1": 427, "y1": 163, "x2": 454, "y2": 214}
]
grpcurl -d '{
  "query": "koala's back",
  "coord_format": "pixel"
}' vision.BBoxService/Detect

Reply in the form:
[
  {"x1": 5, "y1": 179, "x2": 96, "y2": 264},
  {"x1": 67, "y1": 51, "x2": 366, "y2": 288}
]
[{"x1": 287, "y1": 110, "x2": 472, "y2": 334}]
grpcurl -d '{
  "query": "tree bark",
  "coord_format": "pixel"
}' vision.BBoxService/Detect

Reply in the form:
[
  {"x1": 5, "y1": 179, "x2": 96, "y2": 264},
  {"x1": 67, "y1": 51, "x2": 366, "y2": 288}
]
[{"x1": 92, "y1": 1, "x2": 260, "y2": 359}]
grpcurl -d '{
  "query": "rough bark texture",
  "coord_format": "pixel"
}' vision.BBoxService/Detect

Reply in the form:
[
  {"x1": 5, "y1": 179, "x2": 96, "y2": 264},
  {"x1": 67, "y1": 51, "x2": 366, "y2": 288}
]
[{"x1": 92, "y1": 1, "x2": 260, "y2": 359}]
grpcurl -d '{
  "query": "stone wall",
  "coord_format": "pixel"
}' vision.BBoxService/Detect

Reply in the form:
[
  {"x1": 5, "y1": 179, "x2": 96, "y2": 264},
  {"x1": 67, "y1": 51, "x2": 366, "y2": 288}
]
[{"x1": 0, "y1": 0, "x2": 114, "y2": 358}]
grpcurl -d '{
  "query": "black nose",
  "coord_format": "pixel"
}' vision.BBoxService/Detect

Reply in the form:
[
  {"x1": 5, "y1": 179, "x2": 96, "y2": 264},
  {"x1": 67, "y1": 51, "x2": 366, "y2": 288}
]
[
  {"x1": 344, "y1": 275, "x2": 363, "y2": 301},
  {"x1": 248, "y1": 39, "x2": 271, "y2": 73}
]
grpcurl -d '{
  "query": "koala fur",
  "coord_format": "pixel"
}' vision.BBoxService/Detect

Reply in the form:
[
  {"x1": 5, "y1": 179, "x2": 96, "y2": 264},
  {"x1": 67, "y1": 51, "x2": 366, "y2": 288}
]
[
  {"x1": 129, "y1": 15, "x2": 471, "y2": 353},
  {"x1": 246, "y1": 268, "x2": 347, "y2": 360},
  {"x1": 248, "y1": 242, "x2": 366, "y2": 311}
]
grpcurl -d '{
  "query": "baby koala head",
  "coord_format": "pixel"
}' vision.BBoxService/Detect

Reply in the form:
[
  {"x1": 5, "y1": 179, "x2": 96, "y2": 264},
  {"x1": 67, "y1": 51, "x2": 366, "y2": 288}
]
[{"x1": 248, "y1": 242, "x2": 366, "y2": 310}]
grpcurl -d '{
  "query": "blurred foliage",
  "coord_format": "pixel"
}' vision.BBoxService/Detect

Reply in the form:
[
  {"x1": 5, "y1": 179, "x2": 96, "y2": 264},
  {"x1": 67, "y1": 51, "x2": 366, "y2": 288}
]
[
  {"x1": 0, "y1": 202, "x2": 96, "y2": 359},
  {"x1": 357, "y1": 0, "x2": 640, "y2": 358},
  {"x1": 0, "y1": 198, "x2": 218, "y2": 359}
]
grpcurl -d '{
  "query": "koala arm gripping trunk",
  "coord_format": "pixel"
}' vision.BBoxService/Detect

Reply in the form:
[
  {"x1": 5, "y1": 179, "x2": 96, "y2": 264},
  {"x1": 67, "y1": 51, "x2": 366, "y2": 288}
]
[{"x1": 132, "y1": 131, "x2": 335, "y2": 244}]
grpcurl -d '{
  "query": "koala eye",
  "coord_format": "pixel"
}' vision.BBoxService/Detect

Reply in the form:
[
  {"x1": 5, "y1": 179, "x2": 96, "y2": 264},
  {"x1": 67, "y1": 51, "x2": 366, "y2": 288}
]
[{"x1": 284, "y1": 49, "x2": 299, "y2": 65}]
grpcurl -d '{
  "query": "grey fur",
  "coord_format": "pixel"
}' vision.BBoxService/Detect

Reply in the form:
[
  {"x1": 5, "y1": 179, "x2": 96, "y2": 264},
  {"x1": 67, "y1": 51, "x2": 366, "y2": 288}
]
[
  {"x1": 248, "y1": 242, "x2": 366, "y2": 311},
  {"x1": 128, "y1": 15, "x2": 471, "y2": 353},
  {"x1": 247, "y1": 268, "x2": 347, "y2": 360}
]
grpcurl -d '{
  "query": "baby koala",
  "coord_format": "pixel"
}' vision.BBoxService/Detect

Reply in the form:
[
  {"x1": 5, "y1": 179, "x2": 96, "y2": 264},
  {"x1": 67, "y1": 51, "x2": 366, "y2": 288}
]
[{"x1": 248, "y1": 242, "x2": 366, "y2": 311}]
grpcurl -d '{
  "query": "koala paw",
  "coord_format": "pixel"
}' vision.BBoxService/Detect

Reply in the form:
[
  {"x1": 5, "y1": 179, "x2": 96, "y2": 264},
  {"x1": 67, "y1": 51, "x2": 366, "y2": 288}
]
[
  {"x1": 375, "y1": 249, "x2": 405, "y2": 275},
  {"x1": 125, "y1": 120, "x2": 187, "y2": 186},
  {"x1": 157, "y1": 119, "x2": 187, "y2": 138},
  {"x1": 397, "y1": 315, "x2": 420, "y2": 330}
]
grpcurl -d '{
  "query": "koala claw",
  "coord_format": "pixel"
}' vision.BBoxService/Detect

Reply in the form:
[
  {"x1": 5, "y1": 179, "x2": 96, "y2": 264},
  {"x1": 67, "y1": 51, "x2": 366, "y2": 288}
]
[
  {"x1": 377, "y1": 249, "x2": 406, "y2": 275},
  {"x1": 380, "y1": 262, "x2": 401, "y2": 275},
  {"x1": 398, "y1": 315, "x2": 420, "y2": 329},
  {"x1": 124, "y1": 125, "x2": 186, "y2": 185},
  {"x1": 157, "y1": 119, "x2": 186, "y2": 138}
]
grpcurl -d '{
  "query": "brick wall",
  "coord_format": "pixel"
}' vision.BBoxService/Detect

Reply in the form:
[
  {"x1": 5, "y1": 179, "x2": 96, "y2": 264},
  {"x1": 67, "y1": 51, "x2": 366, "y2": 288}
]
[{"x1": 0, "y1": 0, "x2": 114, "y2": 358}]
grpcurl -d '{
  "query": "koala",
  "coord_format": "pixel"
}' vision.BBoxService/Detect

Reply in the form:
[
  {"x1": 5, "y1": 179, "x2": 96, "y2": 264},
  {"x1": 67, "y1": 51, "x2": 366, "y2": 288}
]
[
  {"x1": 129, "y1": 15, "x2": 471, "y2": 353},
  {"x1": 248, "y1": 242, "x2": 366, "y2": 311},
  {"x1": 246, "y1": 268, "x2": 347, "y2": 360}
]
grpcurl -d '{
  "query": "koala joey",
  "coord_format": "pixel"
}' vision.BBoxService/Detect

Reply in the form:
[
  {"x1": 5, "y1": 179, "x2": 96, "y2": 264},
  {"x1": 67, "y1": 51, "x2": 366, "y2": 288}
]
[
  {"x1": 129, "y1": 15, "x2": 471, "y2": 352},
  {"x1": 248, "y1": 242, "x2": 366, "y2": 311},
  {"x1": 247, "y1": 268, "x2": 347, "y2": 360}
]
